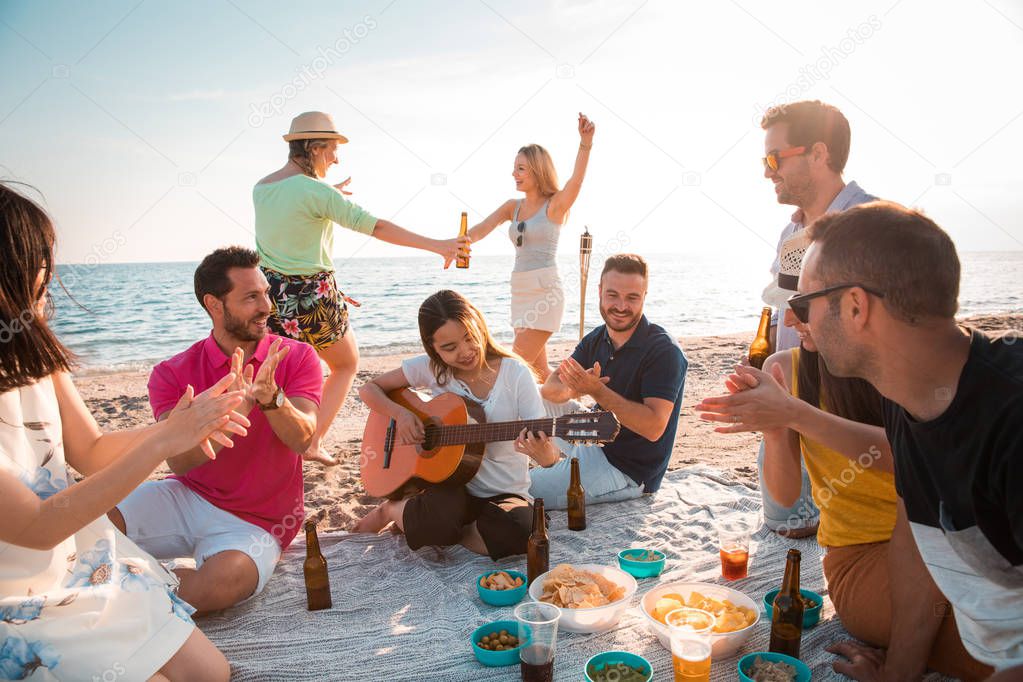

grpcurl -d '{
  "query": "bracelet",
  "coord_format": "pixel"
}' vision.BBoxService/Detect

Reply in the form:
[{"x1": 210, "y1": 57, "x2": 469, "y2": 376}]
[{"x1": 579, "y1": 142, "x2": 592, "y2": 150}]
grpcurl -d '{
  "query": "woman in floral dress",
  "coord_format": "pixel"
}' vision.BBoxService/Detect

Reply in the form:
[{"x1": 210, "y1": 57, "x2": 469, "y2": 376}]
[{"x1": 0, "y1": 184, "x2": 249, "y2": 681}]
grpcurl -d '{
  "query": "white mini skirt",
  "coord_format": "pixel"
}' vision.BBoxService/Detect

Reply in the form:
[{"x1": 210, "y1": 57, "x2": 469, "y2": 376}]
[{"x1": 510, "y1": 265, "x2": 565, "y2": 332}]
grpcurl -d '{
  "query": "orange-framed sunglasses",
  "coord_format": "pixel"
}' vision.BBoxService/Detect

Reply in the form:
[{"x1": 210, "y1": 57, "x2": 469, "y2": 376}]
[{"x1": 762, "y1": 146, "x2": 807, "y2": 172}]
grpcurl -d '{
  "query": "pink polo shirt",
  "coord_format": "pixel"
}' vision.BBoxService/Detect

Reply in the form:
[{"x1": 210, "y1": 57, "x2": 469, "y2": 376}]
[{"x1": 148, "y1": 333, "x2": 323, "y2": 549}]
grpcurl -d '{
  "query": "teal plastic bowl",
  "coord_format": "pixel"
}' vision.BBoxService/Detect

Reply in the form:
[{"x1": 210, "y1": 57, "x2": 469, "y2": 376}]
[
  {"x1": 470, "y1": 620, "x2": 528, "y2": 667},
  {"x1": 476, "y1": 570, "x2": 528, "y2": 606},
  {"x1": 585, "y1": 651, "x2": 653, "y2": 681},
  {"x1": 762, "y1": 588, "x2": 824, "y2": 629},
  {"x1": 738, "y1": 652, "x2": 812, "y2": 681},
  {"x1": 617, "y1": 548, "x2": 666, "y2": 578}
]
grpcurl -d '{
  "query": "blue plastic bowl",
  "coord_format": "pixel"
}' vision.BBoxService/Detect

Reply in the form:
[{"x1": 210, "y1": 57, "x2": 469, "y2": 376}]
[
  {"x1": 738, "y1": 652, "x2": 812, "y2": 681},
  {"x1": 470, "y1": 620, "x2": 529, "y2": 667},
  {"x1": 762, "y1": 588, "x2": 824, "y2": 629},
  {"x1": 476, "y1": 570, "x2": 528, "y2": 606},
  {"x1": 585, "y1": 651, "x2": 653, "y2": 681},
  {"x1": 617, "y1": 548, "x2": 666, "y2": 578}
]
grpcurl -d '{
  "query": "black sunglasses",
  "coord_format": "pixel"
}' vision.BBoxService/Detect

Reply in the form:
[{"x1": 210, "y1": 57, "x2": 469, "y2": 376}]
[
  {"x1": 787, "y1": 283, "x2": 885, "y2": 323},
  {"x1": 515, "y1": 221, "x2": 526, "y2": 247}
]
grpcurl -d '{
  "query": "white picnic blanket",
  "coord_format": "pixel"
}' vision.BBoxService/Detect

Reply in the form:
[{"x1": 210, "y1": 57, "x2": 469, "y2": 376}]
[{"x1": 200, "y1": 467, "x2": 953, "y2": 681}]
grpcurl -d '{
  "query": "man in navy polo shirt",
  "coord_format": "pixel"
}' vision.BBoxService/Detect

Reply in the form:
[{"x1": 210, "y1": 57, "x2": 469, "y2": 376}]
[{"x1": 529, "y1": 254, "x2": 687, "y2": 508}]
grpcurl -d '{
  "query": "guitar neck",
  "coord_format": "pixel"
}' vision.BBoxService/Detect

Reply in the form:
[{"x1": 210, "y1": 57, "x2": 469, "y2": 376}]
[{"x1": 426, "y1": 417, "x2": 557, "y2": 447}]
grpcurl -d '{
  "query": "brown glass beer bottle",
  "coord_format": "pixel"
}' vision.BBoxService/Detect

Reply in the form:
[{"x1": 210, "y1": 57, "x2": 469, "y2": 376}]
[
  {"x1": 303, "y1": 520, "x2": 332, "y2": 611},
  {"x1": 526, "y1": 498, "x2": 550, "y2": 587},
  {"x1": 456, "y1": 211, "x2": 470, "y2": 269},
  {"x1": 748, "y1": 306, "x2": 772, "y2": 369},
  {"x1": 769, "y1": 548, "x2": 804, "y2": 658},
  {"x1": 566, "y1": 458, "x2": 586, "y2": 531}
]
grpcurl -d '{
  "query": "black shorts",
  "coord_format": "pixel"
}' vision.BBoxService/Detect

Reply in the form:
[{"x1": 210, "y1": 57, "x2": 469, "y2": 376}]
[
  {"x1": 261, "y1": 267, "x2": 349, "y2": 351},
  {"x1": 402, "y1": 484, "x2": 532, "y2": 560}
]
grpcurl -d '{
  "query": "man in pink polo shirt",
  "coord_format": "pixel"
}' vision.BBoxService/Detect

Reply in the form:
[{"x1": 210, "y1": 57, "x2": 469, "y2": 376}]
[{"x1": 109, "y1": 246, "x2": 323, "y2": 613}]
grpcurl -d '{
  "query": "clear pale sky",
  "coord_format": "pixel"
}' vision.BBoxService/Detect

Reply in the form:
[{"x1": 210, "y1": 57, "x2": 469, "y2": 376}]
[{"x1": 2, "y1": 0, "x2": 1021, "y2": 265}]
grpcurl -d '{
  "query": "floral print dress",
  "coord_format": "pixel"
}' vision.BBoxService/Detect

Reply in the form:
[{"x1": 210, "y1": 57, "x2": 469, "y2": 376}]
[{"x1": 0, "y1": 377, "x2": 196, "y2": 681}]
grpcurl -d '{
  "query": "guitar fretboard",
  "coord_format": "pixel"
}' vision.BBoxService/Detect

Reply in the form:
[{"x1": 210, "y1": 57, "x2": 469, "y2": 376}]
[{"x1": 424, "y1": 417, "x2": 558, "y2": 446}]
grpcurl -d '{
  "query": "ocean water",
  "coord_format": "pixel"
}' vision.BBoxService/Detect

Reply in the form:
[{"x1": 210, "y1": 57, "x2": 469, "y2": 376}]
[{"x1": 51, "y1": 251, "x2": 1021, "y2": 372}]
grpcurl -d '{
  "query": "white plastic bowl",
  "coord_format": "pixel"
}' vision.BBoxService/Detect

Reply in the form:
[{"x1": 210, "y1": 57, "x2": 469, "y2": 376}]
[
  {"x1": 640, "y1": 581, "x2": 760, "y2": 658},
  {"x1": 527, "y1": 564, "x2": 638, "y2": 633}
]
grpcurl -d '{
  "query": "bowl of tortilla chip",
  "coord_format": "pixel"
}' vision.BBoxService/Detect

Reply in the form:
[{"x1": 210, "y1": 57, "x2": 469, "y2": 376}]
[
  {"x1": 527, "y1": 563, "x2": 637, "y2": 633},
  {"x1": 641, "y1": 581, "x2": 760, "y2": 658}
]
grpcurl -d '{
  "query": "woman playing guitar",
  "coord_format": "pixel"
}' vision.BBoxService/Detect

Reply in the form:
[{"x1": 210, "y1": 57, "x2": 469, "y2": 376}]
[{"x1": 353, "y1": 290, "x2": 559, "y2": 558}]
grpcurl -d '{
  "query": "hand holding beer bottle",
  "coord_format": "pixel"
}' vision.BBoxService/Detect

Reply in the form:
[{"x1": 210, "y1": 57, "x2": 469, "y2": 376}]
[{"x1": 456, "y1": 212, "x2": 470, "y2": 269}]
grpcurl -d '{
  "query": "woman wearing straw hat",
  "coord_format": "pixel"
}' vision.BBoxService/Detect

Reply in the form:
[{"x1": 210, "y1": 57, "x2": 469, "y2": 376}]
[
  {"x1": 464, "y1": 113, "x2": 595, "y2": 380},
  {"x1": 254, "y1": 111, "x2": 469, "y2": 465}
]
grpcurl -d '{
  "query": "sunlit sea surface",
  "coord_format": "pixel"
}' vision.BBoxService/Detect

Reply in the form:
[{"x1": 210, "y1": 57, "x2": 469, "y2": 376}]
[{"x1": 51, "y1": 252, "x2": 1021, "y2": 373}]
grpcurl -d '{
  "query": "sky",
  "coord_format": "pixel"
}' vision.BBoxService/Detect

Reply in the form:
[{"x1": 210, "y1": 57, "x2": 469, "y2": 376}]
[{"x1": 2, "y1": 0, "x2": 1022, "y2": 266}]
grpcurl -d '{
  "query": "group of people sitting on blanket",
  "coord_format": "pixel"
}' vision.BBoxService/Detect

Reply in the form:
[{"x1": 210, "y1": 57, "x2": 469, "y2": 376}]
[{"x1": 1, "y1": 99, "x2": 1019, "y2": 681}]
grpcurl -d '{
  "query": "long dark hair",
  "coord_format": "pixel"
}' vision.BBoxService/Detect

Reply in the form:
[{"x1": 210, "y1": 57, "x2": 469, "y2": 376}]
[
  {"x1": 418, "y1": 290, "x2": 527, "y2": 386},
  {"x1": 0, "y1": 183, "x2": 74, "y2": 391},
  {"x1": 796, "y1": 347, "x2": 883, "y2": 426}
]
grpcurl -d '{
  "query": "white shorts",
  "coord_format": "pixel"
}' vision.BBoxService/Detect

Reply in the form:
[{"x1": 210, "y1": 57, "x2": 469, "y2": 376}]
[
  {"x1": 510, "y1": 265, "x2": 565, "y2": 332},
  {"x1": 117, "y1": 479, "x2": 282, "y2": 598}
]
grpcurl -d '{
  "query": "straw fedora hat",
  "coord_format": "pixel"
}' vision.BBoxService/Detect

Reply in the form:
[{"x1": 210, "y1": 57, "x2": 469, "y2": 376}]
[
  {"x1": 761, "y1": 229, "x2": 810, "y2": 309},
  {"x1": 283, "y1": 111, "x2": 349, "y2": 143}
]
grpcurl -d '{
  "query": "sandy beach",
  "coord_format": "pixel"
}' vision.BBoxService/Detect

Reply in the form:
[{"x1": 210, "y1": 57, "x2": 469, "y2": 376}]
[{"x1": 73, "y1": 313, "x2": 1021, "y2": 533}]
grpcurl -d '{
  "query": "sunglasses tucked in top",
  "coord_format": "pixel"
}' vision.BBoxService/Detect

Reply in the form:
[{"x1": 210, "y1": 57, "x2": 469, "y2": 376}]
[
  {"x1": 763, "y1": 146, "x2": 807, "y2": 172},
  {"x1": 787, "y1": 283, "x2": 886, "y2": 324},
  {"x1": 515, "y1": 221, "x2": 526, "y2": 247}
]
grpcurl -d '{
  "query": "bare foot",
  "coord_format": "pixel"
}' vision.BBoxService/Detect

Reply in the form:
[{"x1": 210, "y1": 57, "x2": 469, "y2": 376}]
[
  {"x1": 303, "y1": 440, "x2": 339, "y2": 467},
  {"x1": 353, "y1": 503, "x2": 391, "y2": 533}
]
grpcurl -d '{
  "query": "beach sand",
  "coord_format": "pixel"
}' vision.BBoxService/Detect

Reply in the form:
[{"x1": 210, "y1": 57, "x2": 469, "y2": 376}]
[{"x1": 73, "y1": 313, "x2": 1021, "y2": 533}]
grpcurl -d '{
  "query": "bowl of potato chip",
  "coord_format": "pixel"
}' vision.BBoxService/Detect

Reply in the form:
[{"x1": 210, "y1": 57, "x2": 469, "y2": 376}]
[
  {"x1": 527, "y1": 563, "x2": 637, "y2": 633},
  {"x1": 476, "y1": 569, "x2": 528, "y2": 606},
  {"x1": 641, "y1": 582, "x2": 760, "y2": 657}
]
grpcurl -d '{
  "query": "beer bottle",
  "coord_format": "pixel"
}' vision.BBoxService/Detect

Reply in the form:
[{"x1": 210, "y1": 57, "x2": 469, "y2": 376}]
[
  {"x1": 566, "y1": 458, "x2": 586, "y2": 531},
  {"x1": 303, "y1": 520, "x2": 332, "y2": 611},
  {"x1": 456, "y1": 211, "x2": 470, "y2": 269},
  {"x1": 526, "y1": 498, "x2": 550, "y2": 587},
  {"x1": 769, "y1": 548, "x2": 804, "y2": 658},
  {"x1": 748, "y1": 306, "x2": 772, "y2": 369}
]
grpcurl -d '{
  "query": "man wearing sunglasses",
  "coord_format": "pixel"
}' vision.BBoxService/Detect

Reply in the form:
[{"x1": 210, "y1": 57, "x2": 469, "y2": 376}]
[
  {"x1": 801, "y1": 202, "x2": 1022, "y2": 680},
  {"x1": 756, "y1": 100, "x2": 878, "y2": 539}
]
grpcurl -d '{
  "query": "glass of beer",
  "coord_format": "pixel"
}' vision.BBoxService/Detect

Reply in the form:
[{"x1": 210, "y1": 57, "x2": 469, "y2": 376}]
[
  {"x1": 718, "y1": 524, "x2": 751, "y2": 580},
  {"x1": 515, "y1": 602, "x2": 561, "y2": 682},
  {"x1": 666, "y1": 607, "x2": 714, "y2": 682}
]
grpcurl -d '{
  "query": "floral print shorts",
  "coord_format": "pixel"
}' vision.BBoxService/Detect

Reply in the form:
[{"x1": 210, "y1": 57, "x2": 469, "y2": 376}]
[{"x1": 262, "y1": 267, "x2": 349, "y2": 351}]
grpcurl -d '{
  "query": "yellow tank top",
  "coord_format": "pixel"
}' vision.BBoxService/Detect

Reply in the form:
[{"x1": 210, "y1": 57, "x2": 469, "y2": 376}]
[{"x1": 790, "y1": 349, "x2": 897, "y2": 547}]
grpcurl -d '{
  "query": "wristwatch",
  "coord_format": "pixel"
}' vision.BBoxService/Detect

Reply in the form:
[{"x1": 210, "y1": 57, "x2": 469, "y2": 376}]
[{"x1": 257, "y1": 387, "x2": 285, "y2": 411}]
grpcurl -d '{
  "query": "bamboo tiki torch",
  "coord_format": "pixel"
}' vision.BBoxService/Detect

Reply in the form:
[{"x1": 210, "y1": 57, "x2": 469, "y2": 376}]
[{"x1": 579, "y1": 226, "x2": 593, "y2": 340}]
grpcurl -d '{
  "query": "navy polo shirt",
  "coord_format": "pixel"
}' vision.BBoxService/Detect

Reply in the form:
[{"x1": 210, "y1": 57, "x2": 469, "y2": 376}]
[{"x1": 570, "y1": 315, "x2": 687, "y2": 492}]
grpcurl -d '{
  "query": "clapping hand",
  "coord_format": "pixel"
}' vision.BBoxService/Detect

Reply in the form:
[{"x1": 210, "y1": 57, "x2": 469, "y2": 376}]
[
  {"x1": 166, "y1": 373, "x2": 251, "y2": 460},
  {"x1": 556, "y1": 358, "x2": 609, "y2": 397},
  {"x1": 225, "y1": 341, "x2": 289, "y2": 408},
  {"x1": 693, "y1": 363, "x2": 793, "y2": 433}
]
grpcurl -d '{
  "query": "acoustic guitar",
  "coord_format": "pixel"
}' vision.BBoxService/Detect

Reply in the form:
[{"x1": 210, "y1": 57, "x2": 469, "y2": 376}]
[{"x1": 361, "y1": 388, "x2": 621, "y2": 499}]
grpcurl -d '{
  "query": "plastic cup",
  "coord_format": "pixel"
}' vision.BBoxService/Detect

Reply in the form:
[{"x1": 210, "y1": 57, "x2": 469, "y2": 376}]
[
  {"x1": 515, "y1": 602, "x2": 561, "y2": 682},
  {"x1": 667, "y1": 607, "x2": 714, "y2": 682},
  {"x1": 718, "y1": 525, "x2": 751, "y2": 580}
]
